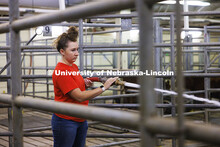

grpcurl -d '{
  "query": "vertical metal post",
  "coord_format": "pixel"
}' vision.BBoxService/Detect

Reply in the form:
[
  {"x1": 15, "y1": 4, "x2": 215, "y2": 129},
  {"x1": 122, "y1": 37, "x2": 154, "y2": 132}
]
[
  {"x1": 154, "y1": 19, "x2": 162, "y2": 115},
  {"x1": 91, "y1": 52, "x2": 94, "y2": 71},
  {"x1": 119, "y1": 31, "x2": 123, "y2": 69},
  {"x1": 46, "y1": 39, "x2": 49, "y2": 99},
  {"x1": 91, "y1": 34, "x2": 93, "y2": 45},
  {"x1": 127, "y1": 39, "x2": 131, "y2": 69},
  {"x1": 154, "y1": 18, "x2": 162, "y2": 147},
  {"x1": 55, "y1": 53, "x2": 58, "y2": 64},
  {"x1": 184, "y1": 35, "x2": 192, "y2": 70},
  {"x1": 91, "y1": 34, "x2": 94, "y2": 71},
  {"x1": 32, "y1": 53, "x2": 35, "y2": 97},
  {"x1": 175, "y1": 0, "x2": 185, "y2": 146},
  {"x1": 136, "y1": 0, "x2": 156, "y2": 146},
  {"x1": 9, "y1": 0, "x2": 23, "y2": 146},
  {"x1": 170, "y1": 14, "x2": 176, "y2": 147},
  {"x1": 204, "y1": 26, "x2": 210, "y2": 122},
  {"x1": 79, "y1": 19, "x2": 84, "y2": 71},
  {"x1": 23, "y1": 53, "x2": 26, "y2": 96},
  {"x1": 6, "y1": 33, "x2": 12, "y2": 147},
  {"x1": 46, "y1": 53, "x2": 49, "y2": 98},
  {"x1": 85, "y1": 52, "x2": 88, "y2": 71},
  {"x1": 113, "y1": 40, "x2": 118, "y2": 69},
  {"x1": 183, "y1": 0, "x2": 189, "y2": 36}
]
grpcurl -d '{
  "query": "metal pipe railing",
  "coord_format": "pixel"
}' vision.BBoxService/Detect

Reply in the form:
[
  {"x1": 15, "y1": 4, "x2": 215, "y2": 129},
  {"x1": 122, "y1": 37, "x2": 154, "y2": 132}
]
[
  {"x1": 0, "y1": 132, "x2": 140, "y2": 138},
  {"x1": 136, "y1": 1, "x2": 156, "y2": 146},
  {"x1": 0, "y1": 0, "x2": 136, "y2": 34},
  {"x1": 14, "y1": 95, "x2": 139, "y2": 130},
  {"x1": 2, "y1": 41, "x2": 220, "y2": 51},
  {"x1": 146, "y1": 117, "x2": 220, "y2": 145},
  {"x1": 1, "y1": 95, "x2": 220, "y2": 145},
  {"x1": 90, "y1": 139, "x2": 140, "y2": 147},
  {"x1": 3, "y1": 73, "x2": 220, "y2": 80},
  {"x1": 9, "y1": 0, "x2": 23, "y2": 146},
  {"x1": 90, "y1": 104, "x2": 220, "y2": 109},
  {"x1": 175, "y1": 0, "x2": 185, "y2": 146}
]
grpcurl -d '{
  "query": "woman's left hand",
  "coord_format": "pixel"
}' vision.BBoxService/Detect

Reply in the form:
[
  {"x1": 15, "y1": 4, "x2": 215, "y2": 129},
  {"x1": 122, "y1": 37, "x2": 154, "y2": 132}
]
[{"x1": 84, "y1": 78, "x2": 93, "y2": 88}]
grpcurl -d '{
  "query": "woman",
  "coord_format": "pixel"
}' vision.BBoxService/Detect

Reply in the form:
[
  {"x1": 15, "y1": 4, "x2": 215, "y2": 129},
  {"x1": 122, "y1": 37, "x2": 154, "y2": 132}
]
[{"x1": 52, "y1": 26, "x2": 117, "y2": 147}]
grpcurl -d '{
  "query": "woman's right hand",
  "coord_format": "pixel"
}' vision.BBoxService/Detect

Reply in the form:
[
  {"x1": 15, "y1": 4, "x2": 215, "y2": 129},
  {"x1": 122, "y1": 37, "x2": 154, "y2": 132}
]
[{"x1": 103, "y1": 77, "x2": 118, "y2": 90}]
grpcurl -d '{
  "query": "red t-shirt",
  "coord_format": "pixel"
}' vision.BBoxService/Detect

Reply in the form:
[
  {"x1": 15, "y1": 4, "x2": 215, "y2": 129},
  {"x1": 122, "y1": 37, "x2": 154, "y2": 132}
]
[{"x1": 52, "y1": 62, "x2": 89, "y2": 122}]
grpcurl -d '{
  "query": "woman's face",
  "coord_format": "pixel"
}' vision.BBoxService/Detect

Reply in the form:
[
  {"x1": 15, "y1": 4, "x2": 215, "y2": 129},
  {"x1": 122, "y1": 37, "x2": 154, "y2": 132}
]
[{"x1": 61, "y1": 41, "x2": 79, "y2": 64}]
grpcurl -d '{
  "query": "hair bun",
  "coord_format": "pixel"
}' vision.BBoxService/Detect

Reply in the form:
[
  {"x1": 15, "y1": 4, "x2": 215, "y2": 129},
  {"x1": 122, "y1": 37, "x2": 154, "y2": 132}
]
[{"x1": 67, "y1": 26, "x2": 78, "y2": 42}]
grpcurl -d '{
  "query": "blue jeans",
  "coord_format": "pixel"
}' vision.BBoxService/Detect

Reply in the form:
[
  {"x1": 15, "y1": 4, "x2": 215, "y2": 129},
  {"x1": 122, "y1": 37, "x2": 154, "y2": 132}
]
[{"x1": 51, "y1": 114, "x2": 88, "y2": 147}]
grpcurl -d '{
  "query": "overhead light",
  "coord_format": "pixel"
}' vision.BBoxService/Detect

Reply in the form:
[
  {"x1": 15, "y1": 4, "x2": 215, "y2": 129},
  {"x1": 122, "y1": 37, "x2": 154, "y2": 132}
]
[
  {"x1": 35, "y1": 26, "x2": 43, "y2": 35},
  {"x1": 181, "y1": 31, "x2": 202, "y2": 39},
  {"x1": 130, "y1": 30, "x2": 139, "y2": 41},
  {"x1": 159, "y1": 0, "x2": 210, "y2": 6}
]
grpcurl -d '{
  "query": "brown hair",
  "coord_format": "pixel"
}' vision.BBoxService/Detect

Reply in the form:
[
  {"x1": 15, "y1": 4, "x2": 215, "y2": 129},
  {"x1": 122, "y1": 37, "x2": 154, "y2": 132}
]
[{"x1": 54, "y1": 26, "x2": 78, "y2": 52}]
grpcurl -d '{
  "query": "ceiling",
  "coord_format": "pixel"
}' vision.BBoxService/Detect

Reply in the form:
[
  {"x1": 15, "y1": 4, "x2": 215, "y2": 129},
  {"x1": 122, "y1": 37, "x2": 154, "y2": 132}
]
[{"x1": 0, "y1": 0, "x2": 220, "y2": 28}]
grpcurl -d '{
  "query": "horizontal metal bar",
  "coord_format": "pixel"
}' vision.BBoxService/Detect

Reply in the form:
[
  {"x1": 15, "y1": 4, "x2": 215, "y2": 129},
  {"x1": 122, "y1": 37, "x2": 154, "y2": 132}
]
[
  {"x1": 184, "y1": 90, "x2": 205, "y2": 95},
  {"x1": 1, "y1": 95, "x2": 220, "y2": 144},
  {"x1": 0, "y1": 132, "x2": 140, "y2": 138},
  {"x1": 23, "y1": 81, "x2": 53, "y2": 85},
  {"x1": 86, "y1": 134, "x2": 140, "y2": 138},
  {"x1": 14, "y1": 96, "x2": 139, "y2": 130},
  {"x1": 85, "y1": 29, "x2": 124, "y2": 35},
  {"x1": 0, "y1": 0, "x2": 135, "y2": 33},
  {"x1": 21, "y1": 46, "x2": 54, "y2": 49},
  {"x1": 22, "y1": 67, "x2": 55, "y2": 70},
  {"x1": 0, "y1": 94, "x2": 12, "y2": 104},
  {"x1": 54, "y1": 23, "x2": 122, "y2": 27},
  {"x1": 164, "y1": 111, "x2": 205, "y2": 118},
  {"x1": 22, "y1": 49, "x2": 57, "y2": 52},
  {"x1": 207, "y1": 88, "x2": 220, "y2": 92},
  {"x1": 83, "y1": 44, "x2": 138, "y2": 48},
  {"x1": 0, "y1": 46, "x2": 10, "y2": 50},
  {"x1": 163, "y1": 90, "x2": 205, "y2": 96},
  {"x1": 2, "y1": 73, "x2": 220, "y2": 80},
  {"x1": 207, "y1": 68, "x2": 220, "y2": 71},
  {"x1": 90, "y1": 139, "x2": 140, "y2": 147},
  {"x1": 206, "y1": 26, "x2": 220, "y2": 29},
  {"x1": 90, "y1": 104, "x2": 220, "y2": 109},
  {"x1": 163, "y1": 28, "x2": 204, "y2": 31},
  {"x1": 24, "y1": 126, "x2": 51, "y2": 132},
  {"x1": 156, "y1": 104, "x2": 220, "y2": 109},
  {"x1": 1, "y1": 42, "x2": 220, "y2": 51},
  {"x1": 0, "y1": 132, "x2": 172, "y2": 139},
  {"x1": 22, "y1": 75, "x2": 52, "y2": 79},
  {"x1": 146, "y1": 117, "x2": 220, "y2": 145},
  {"x1": 84, "y1": 48, "x2": 138, "y2": 52},
  {"x1": 24, "y1": 91, "x2": 54, "y2": 94},
  {"x1": 183, "y1": 73, "x2": 220, "y2": 77},
  {"x1": 23, "y1": 94, "x2": 52, "y2": 99},
  {"x1": 183, "y1": 70, "x2": 204, "y2": 73},
  {"x1": 93, "y1": 93, "x2": 139, "y2": 100},
  {"x1": 183, "y1": 42, "x2": 220, "y2": 47},
  {"x1": 0, "y1": 23, "x2": 9, "y2": 33}
]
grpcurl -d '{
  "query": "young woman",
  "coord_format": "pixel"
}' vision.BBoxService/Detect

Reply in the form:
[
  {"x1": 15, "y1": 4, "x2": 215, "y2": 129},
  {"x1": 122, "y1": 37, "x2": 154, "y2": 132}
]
[{"x1": 52, "y1": 26, "x2": 117, "y2": 147}]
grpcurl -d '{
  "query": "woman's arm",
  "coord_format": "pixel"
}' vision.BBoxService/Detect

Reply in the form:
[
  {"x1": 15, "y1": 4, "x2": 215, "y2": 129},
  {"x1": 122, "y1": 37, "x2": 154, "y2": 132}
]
[{"x1": 68, "y1": 77, "x2": 117, "y2": 102}]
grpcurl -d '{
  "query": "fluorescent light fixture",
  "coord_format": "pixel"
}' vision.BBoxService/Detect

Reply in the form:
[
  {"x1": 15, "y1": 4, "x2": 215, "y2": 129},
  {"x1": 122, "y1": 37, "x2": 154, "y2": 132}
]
[
  {"x1": 52, "y1": 26, "x2": 68, "y2": 37},
  {"x1": 35, "y1": 26, "x2": 43, "y2": 35},
  {"x1": 130, "y1": 30, "x2": 139, "y2": 41},
  {"x1": 181, "y1": 31, "x2": 202, "y2": 39},
  {"x1": 159, "y1": 0, "x2": 210, "y2": 6}
]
